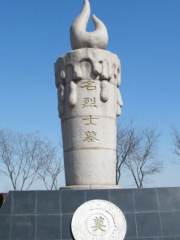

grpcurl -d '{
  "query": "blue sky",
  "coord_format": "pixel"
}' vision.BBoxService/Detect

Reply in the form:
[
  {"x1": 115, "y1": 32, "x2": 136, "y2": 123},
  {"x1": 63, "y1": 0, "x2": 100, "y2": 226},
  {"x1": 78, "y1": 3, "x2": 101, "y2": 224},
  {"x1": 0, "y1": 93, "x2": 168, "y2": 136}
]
[{"x1": 0, "y1": 0, "x2": 180, "y2": 191}]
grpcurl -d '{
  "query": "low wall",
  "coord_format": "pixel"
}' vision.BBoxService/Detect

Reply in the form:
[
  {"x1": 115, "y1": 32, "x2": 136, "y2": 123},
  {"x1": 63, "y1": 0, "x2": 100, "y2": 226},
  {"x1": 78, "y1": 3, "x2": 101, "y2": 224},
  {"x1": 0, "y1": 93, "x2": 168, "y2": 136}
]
[{"x1": 0, "y1": 187, "x2": 180, "y2": 240}]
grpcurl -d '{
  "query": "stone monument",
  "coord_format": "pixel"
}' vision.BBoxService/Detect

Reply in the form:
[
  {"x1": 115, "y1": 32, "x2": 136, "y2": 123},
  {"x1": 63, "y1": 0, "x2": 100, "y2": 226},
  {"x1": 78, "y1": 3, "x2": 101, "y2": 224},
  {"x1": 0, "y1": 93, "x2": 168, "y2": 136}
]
[
  {"x1": 55, "y1": 0, "x2": 123, "y2": 189},
  {"x1": 1, "y1": 1, "x2": 180, "y2": 240}
]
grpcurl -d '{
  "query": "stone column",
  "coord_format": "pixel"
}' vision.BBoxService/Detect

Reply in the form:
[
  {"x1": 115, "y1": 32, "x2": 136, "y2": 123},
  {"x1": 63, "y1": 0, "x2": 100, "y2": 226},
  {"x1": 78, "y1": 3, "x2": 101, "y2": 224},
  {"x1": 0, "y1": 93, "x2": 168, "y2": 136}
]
[{"x1": 55, "y1": 0, "x2": 123, "y2": 189}]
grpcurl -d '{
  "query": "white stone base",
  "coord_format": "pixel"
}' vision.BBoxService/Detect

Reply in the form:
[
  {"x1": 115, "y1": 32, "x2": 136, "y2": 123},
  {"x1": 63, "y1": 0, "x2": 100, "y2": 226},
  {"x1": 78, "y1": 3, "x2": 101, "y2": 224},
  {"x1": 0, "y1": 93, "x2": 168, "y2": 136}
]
[{"x1": 60, "y1": 185, "x2": 122, "y2": 190}]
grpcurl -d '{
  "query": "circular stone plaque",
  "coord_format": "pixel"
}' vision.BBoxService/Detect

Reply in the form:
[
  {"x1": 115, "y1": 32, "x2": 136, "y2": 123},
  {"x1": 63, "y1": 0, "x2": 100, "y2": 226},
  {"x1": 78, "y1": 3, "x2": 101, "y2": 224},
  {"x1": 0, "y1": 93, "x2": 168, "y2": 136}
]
[{"x1": 71, "y1": 200, "x2": 127, "y2": 240}]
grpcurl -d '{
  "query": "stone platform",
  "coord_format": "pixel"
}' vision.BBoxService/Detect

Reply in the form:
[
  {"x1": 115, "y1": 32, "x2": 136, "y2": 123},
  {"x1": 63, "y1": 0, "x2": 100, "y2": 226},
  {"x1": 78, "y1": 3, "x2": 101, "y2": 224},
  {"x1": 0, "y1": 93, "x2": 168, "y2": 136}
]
[{"x1": 0, "y1": 187, "x2": 180, "y2": 240}]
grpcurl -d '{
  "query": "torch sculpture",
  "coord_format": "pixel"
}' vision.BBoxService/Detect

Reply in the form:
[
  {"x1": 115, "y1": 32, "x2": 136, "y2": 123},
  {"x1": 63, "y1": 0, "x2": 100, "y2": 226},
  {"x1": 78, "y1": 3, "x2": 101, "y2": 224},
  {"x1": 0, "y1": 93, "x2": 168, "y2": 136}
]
[{"x1": 55, "y1": 0, "x2": 123, "y2": 189}]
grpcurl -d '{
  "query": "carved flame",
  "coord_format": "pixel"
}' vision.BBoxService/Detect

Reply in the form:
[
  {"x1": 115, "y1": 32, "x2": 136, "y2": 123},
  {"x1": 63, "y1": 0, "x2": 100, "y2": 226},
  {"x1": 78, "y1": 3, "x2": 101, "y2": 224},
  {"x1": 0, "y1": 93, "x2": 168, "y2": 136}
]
[{"x1": 70, "y1": 0, "x2": 108, "y2": 50}]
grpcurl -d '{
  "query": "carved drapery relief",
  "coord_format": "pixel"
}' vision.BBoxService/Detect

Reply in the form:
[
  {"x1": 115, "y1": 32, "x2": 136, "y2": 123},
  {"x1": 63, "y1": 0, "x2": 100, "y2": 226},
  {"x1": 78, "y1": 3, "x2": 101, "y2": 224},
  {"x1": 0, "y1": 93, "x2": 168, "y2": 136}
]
[{"x1": 55, "y1": 49, "x2": 123, "y2": 118}]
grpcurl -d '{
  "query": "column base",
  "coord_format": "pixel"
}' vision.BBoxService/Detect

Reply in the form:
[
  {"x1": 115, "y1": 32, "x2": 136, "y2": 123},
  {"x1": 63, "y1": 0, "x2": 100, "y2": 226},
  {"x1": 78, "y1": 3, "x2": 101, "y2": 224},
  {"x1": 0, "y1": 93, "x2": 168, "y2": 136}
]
[{"x1": 60, "y1": 184, "x2": 122, "y2": 190}]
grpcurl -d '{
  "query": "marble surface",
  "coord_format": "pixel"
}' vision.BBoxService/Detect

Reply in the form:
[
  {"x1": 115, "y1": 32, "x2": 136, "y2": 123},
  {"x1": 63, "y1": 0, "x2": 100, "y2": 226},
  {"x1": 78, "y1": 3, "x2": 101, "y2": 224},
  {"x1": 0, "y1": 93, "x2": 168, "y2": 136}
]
[{"x1": 55, "y1": 48, "x2": 123, "y2": 187}]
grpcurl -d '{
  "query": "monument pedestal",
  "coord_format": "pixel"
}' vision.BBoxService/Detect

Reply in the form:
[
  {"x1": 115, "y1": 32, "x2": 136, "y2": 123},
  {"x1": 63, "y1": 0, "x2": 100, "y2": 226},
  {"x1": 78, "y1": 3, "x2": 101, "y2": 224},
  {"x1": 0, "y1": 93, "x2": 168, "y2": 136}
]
[{"x1": 1, "y1": 187, "x2": 180, "y2": 240}]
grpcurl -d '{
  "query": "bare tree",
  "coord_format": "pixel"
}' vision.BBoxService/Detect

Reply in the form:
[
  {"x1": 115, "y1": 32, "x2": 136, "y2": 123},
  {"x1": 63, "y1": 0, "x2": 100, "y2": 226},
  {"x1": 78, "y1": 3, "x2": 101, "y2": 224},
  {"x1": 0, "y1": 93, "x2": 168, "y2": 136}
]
[
  {"x1": 116, "y1": 123, "x2": 163, "y2": 188},
  {"x1": 116, "y1": 122, "x2": 141, "y2": 184},
  {"x1": 172, "y1": 127, "x2": 180, "y2": 164},
  {"x1": 0, "y1": 128, "x2": 63, "y2": 190},
  {"x1": 37, "y1": 154, "x2": 63, "y2": 190}
]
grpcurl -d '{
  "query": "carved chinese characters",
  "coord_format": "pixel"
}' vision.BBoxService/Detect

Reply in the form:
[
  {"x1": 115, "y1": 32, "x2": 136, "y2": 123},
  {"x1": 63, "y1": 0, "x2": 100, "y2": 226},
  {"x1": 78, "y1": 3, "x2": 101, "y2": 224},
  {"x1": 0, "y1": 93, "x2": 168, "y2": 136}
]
[
  {"x1": 82, "y1": 97, "x2": 97, "y2": 108},
  {"x1": 82, "y1": 81, "x2": 99, "y2": 142},
  {"x1": 71, "y1": 200, "x2": 127, "y2": 240}
]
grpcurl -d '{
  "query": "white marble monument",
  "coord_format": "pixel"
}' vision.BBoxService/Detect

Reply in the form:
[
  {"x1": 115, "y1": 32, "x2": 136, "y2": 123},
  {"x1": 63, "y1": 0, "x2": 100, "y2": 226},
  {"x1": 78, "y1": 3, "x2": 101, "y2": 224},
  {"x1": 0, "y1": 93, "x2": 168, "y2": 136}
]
[{"x1": 55, "y1": 0, "x2": 123, "y2": 189}]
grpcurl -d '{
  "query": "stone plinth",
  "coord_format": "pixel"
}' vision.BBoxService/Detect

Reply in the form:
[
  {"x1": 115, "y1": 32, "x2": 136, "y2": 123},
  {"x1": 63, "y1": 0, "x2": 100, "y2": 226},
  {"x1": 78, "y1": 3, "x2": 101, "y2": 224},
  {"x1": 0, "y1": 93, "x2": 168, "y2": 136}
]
[
  {"x1": 55, "y1": 48, "x2": 123, "y2": 188},
  {"x1": 1, "y1": 187, "x2": 180, "y2": 239}
]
